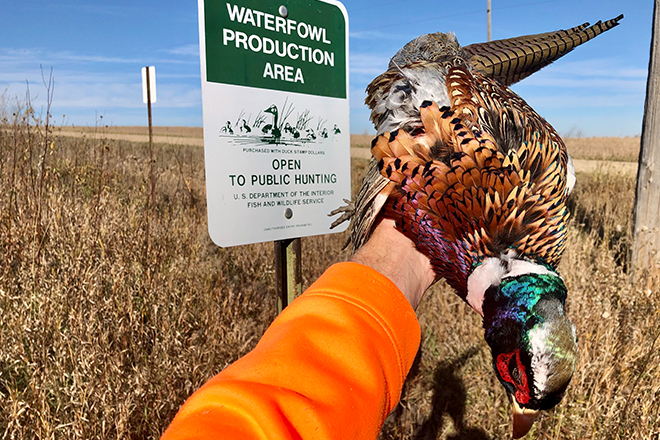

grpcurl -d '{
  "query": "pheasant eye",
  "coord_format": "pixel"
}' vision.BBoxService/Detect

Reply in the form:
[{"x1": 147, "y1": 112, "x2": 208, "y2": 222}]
[
  {"x1": 510, "y1": 360, "x2": 522, "y2": 384},
  {"x1": 497, "y1": 350, "x2": 532, "y2": 404},
  {"x1": 496, "y1": 352, "x2": 515, "y2": 384},
  {"x1": 497, "y1": 350, "x2": 525, "y2": 386}
]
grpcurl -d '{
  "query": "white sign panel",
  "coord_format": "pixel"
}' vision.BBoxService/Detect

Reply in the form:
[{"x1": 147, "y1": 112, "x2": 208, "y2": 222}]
[
  {"x1": 142, "y1": 66, "x2": 157, "y2": 104},
  {"x1": 198, "y1": 0, "x2": 350, "y2": 247}
]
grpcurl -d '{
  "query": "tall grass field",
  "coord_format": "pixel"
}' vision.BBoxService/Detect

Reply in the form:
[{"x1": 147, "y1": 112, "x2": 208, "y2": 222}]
[{"x1": 0, "y1": 101, "x2": 658, "y2": 438}]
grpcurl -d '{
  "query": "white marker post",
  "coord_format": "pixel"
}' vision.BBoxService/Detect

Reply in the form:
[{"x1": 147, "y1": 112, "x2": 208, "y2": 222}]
[
  {"x1": 198, "y1": 0, "x2": 350, "y2": 311},
  {"x1": 142, "y1": 66, "x2": 157, "y2": 207},
  {"x1": 142, "y1": 66, "x2": 157, "y2": 148}
]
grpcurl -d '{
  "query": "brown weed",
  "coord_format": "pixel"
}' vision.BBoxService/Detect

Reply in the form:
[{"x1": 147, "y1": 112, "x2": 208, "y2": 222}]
[{"x1": 0, "y1": 103, "x2": 657, "y2": 439}]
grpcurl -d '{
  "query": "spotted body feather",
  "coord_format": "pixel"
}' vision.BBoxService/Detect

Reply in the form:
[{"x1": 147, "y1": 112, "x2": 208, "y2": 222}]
[{"x1": 371, "y1": 66, "x2": 570, "y2": 298}]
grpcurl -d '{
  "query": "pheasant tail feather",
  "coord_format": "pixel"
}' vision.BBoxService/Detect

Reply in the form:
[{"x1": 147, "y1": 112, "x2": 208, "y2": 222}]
[{"x1": 464, "y1": 14, "x2": 623, "y2": 86}]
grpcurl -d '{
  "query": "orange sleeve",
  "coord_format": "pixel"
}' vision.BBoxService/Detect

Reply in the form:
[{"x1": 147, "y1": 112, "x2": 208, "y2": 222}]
[{"x1": 161, "y1": 262, "x2": 421, "y2": 440}]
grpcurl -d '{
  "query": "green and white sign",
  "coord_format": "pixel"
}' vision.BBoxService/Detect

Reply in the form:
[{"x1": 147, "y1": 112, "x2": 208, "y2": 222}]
[{"x1": 198, "y1": 0, "x2": 350, "y2": 247}]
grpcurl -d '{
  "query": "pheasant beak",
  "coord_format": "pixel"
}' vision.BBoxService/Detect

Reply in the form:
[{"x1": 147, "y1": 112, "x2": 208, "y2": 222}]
[{"x1": 511, "y1": 398, "x2": 539, "y2": 438}]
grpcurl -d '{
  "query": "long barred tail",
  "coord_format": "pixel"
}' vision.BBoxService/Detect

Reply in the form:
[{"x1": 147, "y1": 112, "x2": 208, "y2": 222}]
[{"x1": 464, "y1": 14, "x2": 623, "y2": 86}]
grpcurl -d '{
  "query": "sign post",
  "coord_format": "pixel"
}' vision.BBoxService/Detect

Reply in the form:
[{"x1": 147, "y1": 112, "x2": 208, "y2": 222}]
[
  {"x1": 142, "y1": 66, "x2": 157, "y2": 206},
  {"x1": 275, "y1": 237, "x2": 301, "y2": 312},
  {"x1": 198, "y1": 0, "x2": 350, "y2": 310},
  {"x1": 142, "y1": 66, "x2": 157, "y2": 148}
]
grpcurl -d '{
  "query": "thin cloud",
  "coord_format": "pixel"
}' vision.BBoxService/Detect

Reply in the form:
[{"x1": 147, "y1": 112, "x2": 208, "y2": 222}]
[
  {"x1": 0, "y1": 47, "x2": 197, "y2": 67},
  {"x1": 349, "y1": 30, "x2": 406, "y2": 41},
  {"x1": 543, "y1": 58, "x2": 647, "y2": 78},
  {"x1": 514, "y1": 58, "x2": 647, "y2": 97},
  {"x1": 164, "y1": 44, "x2": 199, "y2": 57},
  {"x1": 0, "y1": 47, "x2": 139, "y2": 64},
  {"x1": 156, "y1": 85, "x2": 201, "y2": 108},
  {"x1": 350, "y1": 53, "x2": 389, "y2": 76},
  {"x1": 58, "y1": 52, "x2": 143, "y2": 64},
  {"x1": 51, "y1": 80, "x2": 200, "y2": 109},
  {"x1": 524, "y1": 93, "x2": 643, "y2": 109},
  {"x1": 55, "y1": 51, "x2": 196, "y2": 65},
  {"x1": 58, "y1": 3, "x2": 143, "y2": 18},
  {"x1": 2, "y1": 67, "x2": 200, "y2": 114},
  {"x1": 519, "y1": 75, "x2": 646, "y2": 92}
]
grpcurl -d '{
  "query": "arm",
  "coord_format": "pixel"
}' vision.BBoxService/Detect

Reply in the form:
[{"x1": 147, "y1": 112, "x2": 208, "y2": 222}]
[
  {"x1": 351, "y1": 218, "x2": 435, "y2": 310},
  {"x1": 161, "y1": 220, "x2": 433, "y2": 439}
]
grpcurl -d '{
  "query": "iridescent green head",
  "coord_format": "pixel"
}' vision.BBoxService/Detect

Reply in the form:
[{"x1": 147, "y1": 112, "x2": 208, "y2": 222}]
[{"x1": 482, "y1": 271, "x2": 578, "y2": 437}]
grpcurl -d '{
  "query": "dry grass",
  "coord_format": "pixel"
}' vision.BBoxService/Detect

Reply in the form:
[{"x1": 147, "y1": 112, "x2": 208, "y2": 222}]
[
  {"x1": 560, "y1": 137, "x2": 639, "y2": 163},
  {"x1": 351, "y1": 134, "x2": 376, "y2": 148},
  {"x1": 0, "y1": 107, "x2": 275, "y2": 438},
  {"x1": 0, "y1": 102, "x2": 658, "y2": 439}
]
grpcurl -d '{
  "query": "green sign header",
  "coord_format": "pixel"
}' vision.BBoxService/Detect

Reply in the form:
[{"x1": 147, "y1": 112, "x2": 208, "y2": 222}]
[{"x1": 204, "y1": 0, "x2": 347, "y2": 98}]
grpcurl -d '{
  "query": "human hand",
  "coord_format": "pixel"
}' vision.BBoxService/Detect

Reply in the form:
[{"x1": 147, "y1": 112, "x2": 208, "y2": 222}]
[{"x1": 350, "y1": 218, "x2": 435, "y2": 310}]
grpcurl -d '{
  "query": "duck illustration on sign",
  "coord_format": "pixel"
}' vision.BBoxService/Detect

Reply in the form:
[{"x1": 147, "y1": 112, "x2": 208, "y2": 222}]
[{"x1": 218, "y1": 98, "x2": 341, "y2": 146}]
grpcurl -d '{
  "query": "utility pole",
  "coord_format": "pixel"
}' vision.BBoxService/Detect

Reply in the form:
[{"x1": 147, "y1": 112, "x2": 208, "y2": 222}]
[
  {"x1": 487, "y1": 0, "x2": 492, "y2": 42},
  {"x1": 631, "y1": 0, "x2": 660, "y2": 278}
]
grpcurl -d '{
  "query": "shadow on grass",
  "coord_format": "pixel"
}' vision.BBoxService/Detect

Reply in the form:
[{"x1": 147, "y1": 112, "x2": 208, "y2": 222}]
[
  {"x1": 566, "y1": 195, "x2": 631, "y2": 269},
  {"x1": 413, "y1": 346, "x2": 491, "y2": 440}
]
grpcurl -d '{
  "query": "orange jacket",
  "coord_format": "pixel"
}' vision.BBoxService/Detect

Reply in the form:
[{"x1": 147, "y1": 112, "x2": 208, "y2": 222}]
[{"x1": 161, "y1": 262, "x2": 421, "y2": 440}]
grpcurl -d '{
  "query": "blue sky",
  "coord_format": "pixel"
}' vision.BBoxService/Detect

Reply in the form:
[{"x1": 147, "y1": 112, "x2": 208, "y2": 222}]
[{"x1": 0, "y1": 0, "x2": 651, "y2": 136}]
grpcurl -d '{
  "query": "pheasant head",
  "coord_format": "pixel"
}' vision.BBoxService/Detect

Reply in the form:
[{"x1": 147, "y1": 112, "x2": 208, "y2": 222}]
[{"x1": 472, "y1": 254, "x2": 578, "y2": 437}]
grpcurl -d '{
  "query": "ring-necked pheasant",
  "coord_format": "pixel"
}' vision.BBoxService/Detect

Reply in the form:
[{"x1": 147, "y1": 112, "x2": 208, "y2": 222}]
[{"x1": 331, "y1": 15, "x2": 622, "y2": 438}]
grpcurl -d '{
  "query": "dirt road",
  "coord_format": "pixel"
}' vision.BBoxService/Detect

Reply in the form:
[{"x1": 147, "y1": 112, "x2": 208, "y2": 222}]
[{"x1": 55, "y1": 129, "x2": 204, "y2": 147}]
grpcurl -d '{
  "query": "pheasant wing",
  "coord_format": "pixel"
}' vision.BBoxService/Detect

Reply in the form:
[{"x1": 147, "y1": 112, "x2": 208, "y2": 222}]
[{"x1": 372, "y1": 68, "x2": 570, "y2": 295}]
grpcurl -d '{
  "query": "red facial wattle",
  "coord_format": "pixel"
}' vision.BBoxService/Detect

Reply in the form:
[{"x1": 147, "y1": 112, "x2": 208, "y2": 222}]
[{"x1": 497, "y1": 349, "x2": 531, "y2": 405}]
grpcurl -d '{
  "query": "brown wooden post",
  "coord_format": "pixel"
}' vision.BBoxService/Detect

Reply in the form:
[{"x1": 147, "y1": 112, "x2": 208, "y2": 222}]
[
  {"x1": 631, "y1": 0, "x2": 660, "y2": 277},
  {"x1": 145, "y1": 67, "x2": 155, "y2": 206},
  {"x1": 275, "y1": 238, "x2": 302, "y2": 313},
  {"x1": 146, "y1": 67, "x2": 153, "y2": 149}
]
